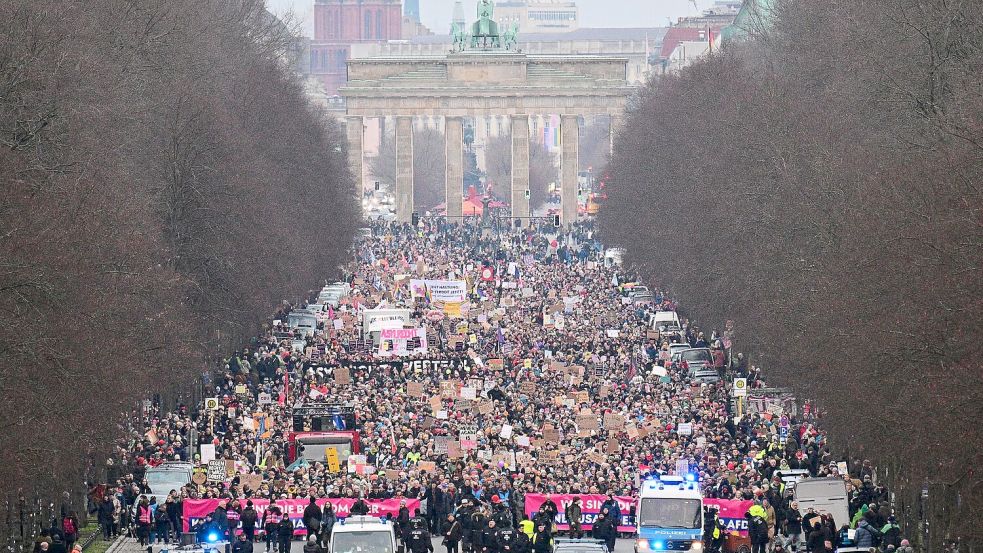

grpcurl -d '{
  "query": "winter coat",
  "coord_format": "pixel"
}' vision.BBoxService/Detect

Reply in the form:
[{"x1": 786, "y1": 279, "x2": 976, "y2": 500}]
[{"x1": 854, "y1": 521, "x2": 879, "y2": 548}]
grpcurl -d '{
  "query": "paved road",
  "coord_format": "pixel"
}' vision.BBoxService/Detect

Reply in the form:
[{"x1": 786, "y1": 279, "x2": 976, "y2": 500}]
[
  {"x1": 287, "y1": 534, "x2": 636, "y2": 553},
  {"x1": 110, "y1": 530, "x2": 635, "y2": 553}
]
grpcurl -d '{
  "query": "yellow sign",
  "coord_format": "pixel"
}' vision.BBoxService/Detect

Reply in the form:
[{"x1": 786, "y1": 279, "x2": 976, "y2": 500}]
[
  {"x1": 523, "y1": 359, "x2": 532, "y2": 369},
  {"x1": 326, "y1": 448, "x2": 341, "y2": 472},
  {"x1": 444, "y1": 302, "x2": 463, "y2": 318}
]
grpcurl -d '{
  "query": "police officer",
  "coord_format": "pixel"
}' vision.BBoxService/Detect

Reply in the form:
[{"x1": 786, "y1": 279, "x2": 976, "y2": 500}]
[
  {"x1": 469, "y1": 506, "x2": 489, "y2": 553},
  {"x1": 479, "y1": 520, "x2": 499, "y2": 553},
  {"x1": 408, "y1": 519, "x2": 434, "y2": 553},
  {"x1": 459, "y1": 500, "x2": 476, "y2": 553},
  {"x1": 495, "y1": 524, "x2": 520, "y2": 553}
]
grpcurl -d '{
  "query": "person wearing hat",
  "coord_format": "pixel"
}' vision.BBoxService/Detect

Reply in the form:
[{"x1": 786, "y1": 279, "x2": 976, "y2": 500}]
[
  {"x1": 563, "y1": 498, "x2": 582, "y2": 539},
  {"x1": 880, "y1": 516, "x2": 901, "y2": 550}
]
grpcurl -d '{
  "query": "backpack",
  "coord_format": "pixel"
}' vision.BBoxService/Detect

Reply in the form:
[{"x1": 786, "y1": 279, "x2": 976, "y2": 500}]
[{"x1": 63, "y1": 518, "x2": 77, "y2": 536}]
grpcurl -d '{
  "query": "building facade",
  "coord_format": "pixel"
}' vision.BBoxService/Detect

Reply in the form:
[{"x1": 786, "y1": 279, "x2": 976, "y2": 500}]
[
  {"x1": 309, "y1": 0, "x2": 403, "y2": 94},
  {"x1": 496, "y1": 0, "x2": 579, "y2": 34}
]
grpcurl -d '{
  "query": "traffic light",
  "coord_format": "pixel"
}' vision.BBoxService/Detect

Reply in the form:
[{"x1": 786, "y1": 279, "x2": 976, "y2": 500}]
[
  {"x1": 411, "y1": 211, "x2": 420, "y2": 226},
  {"x1": 514, "y1": 219, "x2": 522, "y2": 229},
  {"x1": 524, "y1": 189, "x2": 531, "y2": 200},
  {"x1": 552, "y1": 214, "x2": 561, "y2": 227}
]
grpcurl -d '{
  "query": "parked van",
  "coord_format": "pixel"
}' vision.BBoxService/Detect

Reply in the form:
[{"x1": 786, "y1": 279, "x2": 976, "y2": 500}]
[
  {"x1": 145, "y1": 462, "x2": 193, "y2": 502},
  {"x1": 650, "y1": 311, "x2": 682, "y2": 337},
  {"x1": 794, "y1": 478, "x2": 850, "y2": 536},
  {"x1": 287, "y1": 309, "x2": 318, "y2": 337}
]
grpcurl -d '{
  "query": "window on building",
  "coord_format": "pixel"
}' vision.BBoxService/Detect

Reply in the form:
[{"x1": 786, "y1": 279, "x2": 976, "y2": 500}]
[
  {"x1": 377, "y1": 9, "x2": 384, "y2": 38},
  {"x1": 364, "y1": 11, "x2": 373, "y2": 38},
  {"x1": 310, "y1": 50, "x2": 318, "y2": 70}
]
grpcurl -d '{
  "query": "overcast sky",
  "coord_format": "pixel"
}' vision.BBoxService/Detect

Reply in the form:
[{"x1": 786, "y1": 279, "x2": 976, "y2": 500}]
[{"x1": 266, "y1": 0, "x2": 718, "y2": 37}]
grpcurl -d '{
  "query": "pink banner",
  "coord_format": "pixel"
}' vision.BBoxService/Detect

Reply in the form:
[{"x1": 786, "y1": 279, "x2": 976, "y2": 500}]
[
  {"x1": 183, "y1": 498, "x2": 420, "y2": 535},
  {"x1": 704, "y1": 499, "x2": 753, "y2": 537},
  {"x1": 524, "y1": 494, "x2": 637, "y2": 533}
]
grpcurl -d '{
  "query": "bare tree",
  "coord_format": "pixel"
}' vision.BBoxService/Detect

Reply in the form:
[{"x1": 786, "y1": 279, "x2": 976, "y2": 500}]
[
  {"x1": 600, "y1": 0, "x2": 983, "y2": 548},
  {"x1": 368, "y1": 127, "x2": 447, "y2": 211},
  {"x1": 0, "y1": 0, "x2": 358, "y2": 543}
]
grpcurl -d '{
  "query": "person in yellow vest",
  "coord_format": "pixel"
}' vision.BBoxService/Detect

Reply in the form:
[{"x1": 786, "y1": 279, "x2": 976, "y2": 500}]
[{"x1": 519, "y1": 515, "x2": 535, "y2": 541}]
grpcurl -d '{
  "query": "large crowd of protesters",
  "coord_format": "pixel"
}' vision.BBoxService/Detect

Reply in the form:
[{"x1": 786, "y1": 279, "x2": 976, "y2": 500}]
[{"x1": 73, "y1": 220, "x2": 914, "y2": 553}]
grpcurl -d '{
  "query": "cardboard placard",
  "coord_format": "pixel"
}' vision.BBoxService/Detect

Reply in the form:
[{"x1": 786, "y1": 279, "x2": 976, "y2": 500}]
[
  {"x1": 542, "y1": 425, "x2": 560, "y2": 443},
  {"x1": 606, "y1": 437, "x2": 621, "y2": 454},
  {"x1": 576, "y1": 414, "x2": 599, "y2": 430},
  {"x1": 440, "y1": 380, "x2": 458, "y2": 399},
  {"x1": 418, "y1": 461, "x2": 437, "y2": 473},
  {"x1": 588, "y1": 451, "x2": 607, "y2": 465},
  {"x1": 430, "y1": 396, "x2": 443, "y2": 413},
  {"x1": 335, "y1": 367, "x2": 351, "y2": 385},
  {"x1": 478, "y1": 401, "x2": 494, "y2": 415},
  {"x1": 447, "y1": 441, "x2": 463, "y2": 458},
  {"x1": 539, "y1": 450, "x2": 560, "y2": 464},
  {"x1": 407, "y1": 381, "x2": 425, "y2": 398},
  {"x1": 575, "y1": 391, "x2": 590, "y2": 404},
  {"x1": 520, "y1": 381, "x2": 536, "y2": 394},
  {"x1": 603, "y1": 413, "x2": 626, "y2": 431}
]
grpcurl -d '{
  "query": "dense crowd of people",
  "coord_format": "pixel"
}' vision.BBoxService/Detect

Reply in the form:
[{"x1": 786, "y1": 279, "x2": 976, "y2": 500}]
[{"x1": 85, "y1": 220, "x2": 911, "y2": 553}]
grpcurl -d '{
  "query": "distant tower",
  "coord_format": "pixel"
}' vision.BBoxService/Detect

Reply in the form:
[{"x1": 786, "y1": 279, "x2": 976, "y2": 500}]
[
  {"x1": 404, "y1": 0, "x2": 420, "y2": 23},
  {"x1": 452, "y1": 0, "x2": 467, "y2": 32}
]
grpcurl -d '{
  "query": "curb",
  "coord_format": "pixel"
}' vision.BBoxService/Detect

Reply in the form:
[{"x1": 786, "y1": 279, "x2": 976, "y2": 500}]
[{"x1": 104, "y1": 536, "x2": 133, "y2": 553}]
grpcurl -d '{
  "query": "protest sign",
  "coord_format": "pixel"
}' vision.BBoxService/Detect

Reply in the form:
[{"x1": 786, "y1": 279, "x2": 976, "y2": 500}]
[
  {"x1": 206, "y1": 460, "x2": 226, "y2": 482},
  {"x1": 409, "y1": 279, "x2": 467, "y2": 302},
  {"x1": 407, "y1": 381, "x2": 425, "y2": 398},
  {"x1": 334, "y1": 367, "x2": 351, "y2": 385}
]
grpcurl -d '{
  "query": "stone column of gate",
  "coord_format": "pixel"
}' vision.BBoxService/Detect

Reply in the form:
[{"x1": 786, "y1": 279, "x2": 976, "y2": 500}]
[
  {"x1": 445, "y1": 116, "x2": 465, "y2": 220},
  {"x1": 609, "y1": 113, "x2": 624, "y2": 157},
  {"x1": 395, "y1": 116, "x2": 414, "y2": 223},
  {"x1": 510, "y1": 114, "x2": 530, "y2": 220},
  {"x1": 560, "y1": 114, "x2": 580, "y2": 225},
  {"x1": 345, "y1": 116, "x2": 364, "y2": 197}
]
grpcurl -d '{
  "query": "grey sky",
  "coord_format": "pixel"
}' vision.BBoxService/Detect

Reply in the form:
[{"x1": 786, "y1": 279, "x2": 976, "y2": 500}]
[{"x1": 266, "y1": 0, "x2": 717, "y2": 37}]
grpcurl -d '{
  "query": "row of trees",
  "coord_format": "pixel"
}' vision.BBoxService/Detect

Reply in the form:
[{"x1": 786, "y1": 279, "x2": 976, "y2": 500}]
[
  {"x1": 0, "y1": 0, "x2": 358, "y2": 541},
  {"x1": 601, "y1": 0, "x2": 981, "y2": 548}
]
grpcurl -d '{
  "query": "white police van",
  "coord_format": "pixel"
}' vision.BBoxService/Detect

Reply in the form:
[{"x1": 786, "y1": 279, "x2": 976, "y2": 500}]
[
  {"x1": 635, "y1": 475, "x2": 704, "y2": 553},
  {"x1": 330, "y1": 516, "x2": 397, "y2": 553}
]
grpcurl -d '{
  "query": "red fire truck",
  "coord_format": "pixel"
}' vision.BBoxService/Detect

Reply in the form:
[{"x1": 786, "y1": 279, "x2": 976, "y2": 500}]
[{"x1": 286, "y1": 403, "x2": 360, "y2": 464}]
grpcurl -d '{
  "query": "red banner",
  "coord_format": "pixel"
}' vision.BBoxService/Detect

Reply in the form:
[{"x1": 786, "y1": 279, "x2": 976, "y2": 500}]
[
  {"x1": 522, "y1": 495, "x2": 752, "y2": 535},
  {"x1": 524, "y1": 494, "x2": 636, "y2": 533},
  {"x1": 182, "y1": 498, "x2": 420, "y2": 535},
  {"x1": 704, "y1": 499, "x2": 753, "y2": 537}
]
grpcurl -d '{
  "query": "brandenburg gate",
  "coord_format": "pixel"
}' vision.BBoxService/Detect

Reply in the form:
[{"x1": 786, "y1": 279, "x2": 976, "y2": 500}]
[{"x1": 339, "y1": 0, "x2": 631, "y2": 225}]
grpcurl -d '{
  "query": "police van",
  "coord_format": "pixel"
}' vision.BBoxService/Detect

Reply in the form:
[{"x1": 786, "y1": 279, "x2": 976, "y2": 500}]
[
  {"x1": 330, "y1": 516, "x2": 397, "y2": 553},
  {"x1": 635, "y1": 475, "x2": 704, "y2": 553}
]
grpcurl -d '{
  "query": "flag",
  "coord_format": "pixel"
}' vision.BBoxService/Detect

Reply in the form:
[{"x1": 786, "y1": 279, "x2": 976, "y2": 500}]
[{"x1": 279, "y1": 371, "x2": 289, "y2": 405}]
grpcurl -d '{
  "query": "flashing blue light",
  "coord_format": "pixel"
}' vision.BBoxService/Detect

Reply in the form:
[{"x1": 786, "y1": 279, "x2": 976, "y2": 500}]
[
  {"x1": 654, "y1": 541, "x2": 665, "y2": 550},
  {"x1": 206, "y1": 533, "x2": 220, "y2": 543},
  {"x1": 685, "y1": 473, "x2": 697, "y2": 482}
]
